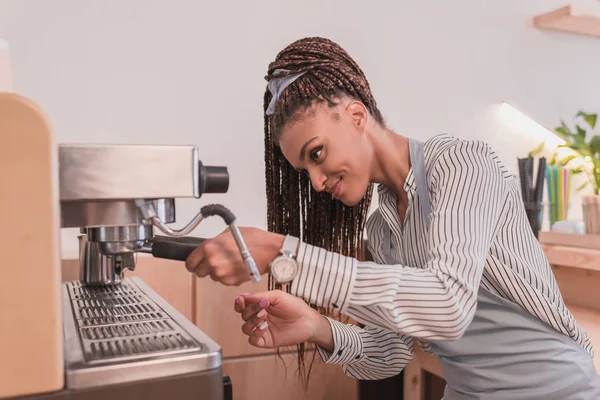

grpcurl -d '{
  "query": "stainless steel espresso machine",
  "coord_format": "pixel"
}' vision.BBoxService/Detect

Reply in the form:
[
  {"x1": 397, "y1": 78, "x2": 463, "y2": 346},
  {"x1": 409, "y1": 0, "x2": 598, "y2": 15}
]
[
  {"x1": 1, "y1": 98, "x2": 258, "y2": 398},
  {"x1": 53, "y1": 143, "x2": 260, "y2": 400}
]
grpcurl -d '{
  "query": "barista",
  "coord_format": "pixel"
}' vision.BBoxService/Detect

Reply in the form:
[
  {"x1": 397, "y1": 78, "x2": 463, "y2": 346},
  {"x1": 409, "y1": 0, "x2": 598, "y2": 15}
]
[{"x1": 185, "y1": 36, "x2": 600, "y2": 398}]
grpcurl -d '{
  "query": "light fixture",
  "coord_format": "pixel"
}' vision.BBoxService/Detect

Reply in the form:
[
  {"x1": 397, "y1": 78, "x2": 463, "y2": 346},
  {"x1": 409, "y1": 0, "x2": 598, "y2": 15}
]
[{"x1": 497, "y1": 101, "x2": 566, "y2": 148}]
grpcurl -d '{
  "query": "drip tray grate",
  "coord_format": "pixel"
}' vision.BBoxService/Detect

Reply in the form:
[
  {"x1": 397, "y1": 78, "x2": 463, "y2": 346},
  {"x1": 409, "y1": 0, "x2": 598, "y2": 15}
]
[
  {"x1": 66, "y1": 281, "x2": 202, "y2": 362},
  {"x1": 87, "y1": 333, "x2": 197, "y2": 360}
]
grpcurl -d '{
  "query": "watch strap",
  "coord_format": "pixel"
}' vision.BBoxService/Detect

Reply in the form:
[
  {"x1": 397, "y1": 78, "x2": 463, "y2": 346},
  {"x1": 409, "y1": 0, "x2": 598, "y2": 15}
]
[{"x1": 282, "y1": 235, "x2": 299, "y2": 258}]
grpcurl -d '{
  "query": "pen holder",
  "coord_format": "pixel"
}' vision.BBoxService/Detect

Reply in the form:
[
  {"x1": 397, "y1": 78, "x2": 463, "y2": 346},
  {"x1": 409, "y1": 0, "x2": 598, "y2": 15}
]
[{"x1": 524, "y1": 202, "x2": 544, "y2": 239}]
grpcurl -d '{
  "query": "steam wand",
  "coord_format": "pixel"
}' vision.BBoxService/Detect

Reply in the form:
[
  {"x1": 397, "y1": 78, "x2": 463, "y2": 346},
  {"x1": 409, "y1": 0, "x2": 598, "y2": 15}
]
[{"x1": 135, "y1": 200, "x2": 261, "y2": 283}]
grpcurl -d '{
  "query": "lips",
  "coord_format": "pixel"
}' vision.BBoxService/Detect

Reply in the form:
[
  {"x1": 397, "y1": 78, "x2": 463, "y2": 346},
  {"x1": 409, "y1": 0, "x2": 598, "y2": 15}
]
[{"x1": 330, "y1": 179, "x2": 342, "y2": 199}]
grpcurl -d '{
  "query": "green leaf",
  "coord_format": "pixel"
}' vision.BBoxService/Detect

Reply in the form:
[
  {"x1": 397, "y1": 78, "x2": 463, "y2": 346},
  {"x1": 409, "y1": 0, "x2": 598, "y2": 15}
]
[
  {"x1": 572, "y1": 133, "x2": 586, "y2": 146},
  {"x1": 559, "y1": 155, "x2": 577, "y2": 166},
  {"x1": 577, "y1": 181, "x2": 589, "y2": 191},
  {"x1": 555, "y1": 127, "x2": 570, "y2": 138},
  {"x1": 563, "y1": 143, "x2": 582, "y2": 151},
  {"x1": 559, "y1": 143, "x2": 592, "y2": 157},
  {"x1": 571, "y1": 168, "x2": 584, "y2": 175},
  {"x1": 528, "y1": 141, "x2": 545, "y2": 157},
  {"x1": 577, "y1": 111, "x2": 597, "y2": 129},
  {"x1": 561, "y1": 120, "x2": 574, "y2": 134},
  {"x1": 590, "y1": 136, "x2": 600, "y2": 156},
  {"x1": 576, "y1": 124, "x2": 587, "y2": 138},
  {"x1": 549, "y1": 153, "x2": 557, "y2": 165}
]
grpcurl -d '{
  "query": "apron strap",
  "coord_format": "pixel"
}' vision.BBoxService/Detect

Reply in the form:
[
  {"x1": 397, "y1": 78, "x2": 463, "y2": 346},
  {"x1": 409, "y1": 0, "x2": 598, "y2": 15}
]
[
  {"x1": 409, "y1": 138, "x2": 431, "y2": 231},
  {"x1": 382, "y1": 138, "x2": 430, "y2": 263}
]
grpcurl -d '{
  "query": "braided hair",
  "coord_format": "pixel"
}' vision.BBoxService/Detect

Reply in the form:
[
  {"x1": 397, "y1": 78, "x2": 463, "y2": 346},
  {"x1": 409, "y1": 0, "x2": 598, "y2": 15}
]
[{"x1": 263, "y1": 37, "x2": 383, "y2": 387}]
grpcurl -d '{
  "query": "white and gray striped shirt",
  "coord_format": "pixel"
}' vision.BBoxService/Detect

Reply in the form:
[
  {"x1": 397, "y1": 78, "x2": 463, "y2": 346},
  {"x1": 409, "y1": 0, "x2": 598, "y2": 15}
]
[{"x1": 289, "y1": 133, "x2": 593, "y2": 380}]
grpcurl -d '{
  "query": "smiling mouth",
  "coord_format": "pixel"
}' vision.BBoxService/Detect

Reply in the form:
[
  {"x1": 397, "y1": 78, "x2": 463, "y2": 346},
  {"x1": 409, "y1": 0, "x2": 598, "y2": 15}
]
[{"x1": 329, "y1": 178, "x2": 342, "y2": 199}]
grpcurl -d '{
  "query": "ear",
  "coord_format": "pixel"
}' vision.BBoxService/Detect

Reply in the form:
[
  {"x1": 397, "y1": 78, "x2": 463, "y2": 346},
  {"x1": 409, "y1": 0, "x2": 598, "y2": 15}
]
[{"x1": 346, "y1": 100, "x2": 369, "y2": 134}]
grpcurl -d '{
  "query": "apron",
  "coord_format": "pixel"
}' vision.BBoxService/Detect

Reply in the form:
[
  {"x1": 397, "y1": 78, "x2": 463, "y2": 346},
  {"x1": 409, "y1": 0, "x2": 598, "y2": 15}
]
[{"x1": 385, "y1": 138, "x2": 600, "y2": 399}]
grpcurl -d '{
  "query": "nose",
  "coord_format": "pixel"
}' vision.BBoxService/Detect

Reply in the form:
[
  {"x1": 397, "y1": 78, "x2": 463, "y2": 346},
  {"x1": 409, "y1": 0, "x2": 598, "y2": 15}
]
[{"x1": 308, "y1": 169, "x2": 327, "y2": 192}]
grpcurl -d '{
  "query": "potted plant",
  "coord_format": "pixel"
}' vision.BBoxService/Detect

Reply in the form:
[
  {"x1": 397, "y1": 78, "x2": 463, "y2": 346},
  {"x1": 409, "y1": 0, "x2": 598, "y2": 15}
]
[{"x1": 551, "y1": 111, "x2": 600, "y2": 233}]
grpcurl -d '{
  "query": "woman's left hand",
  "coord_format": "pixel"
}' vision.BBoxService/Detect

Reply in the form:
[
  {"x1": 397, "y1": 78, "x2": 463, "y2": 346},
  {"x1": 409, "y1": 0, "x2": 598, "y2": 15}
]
[
  {"x1": 184, "y1": 226, "x2": 284, "y2": 286},
  {"x1": 234, "y1": 290, "x2": 325, "y2": 349}
]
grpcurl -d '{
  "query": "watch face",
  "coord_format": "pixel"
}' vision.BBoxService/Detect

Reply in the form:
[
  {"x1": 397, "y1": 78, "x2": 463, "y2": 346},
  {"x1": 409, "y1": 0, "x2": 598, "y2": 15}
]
[{"x1": 273, "y1": 257, "x2": 298, "y2": 282}]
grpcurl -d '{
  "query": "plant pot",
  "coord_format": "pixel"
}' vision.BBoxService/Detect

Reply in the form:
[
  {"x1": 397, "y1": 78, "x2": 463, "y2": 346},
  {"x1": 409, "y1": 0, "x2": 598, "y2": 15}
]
[{"x1": 582, "y1": 195, "x2": 600, "y2": 234}]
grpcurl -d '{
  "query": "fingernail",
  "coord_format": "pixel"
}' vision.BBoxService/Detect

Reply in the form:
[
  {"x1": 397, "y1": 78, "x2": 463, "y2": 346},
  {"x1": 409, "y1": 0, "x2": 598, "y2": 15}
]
[
  {"x1": 235, "y1": 296, "x2": 241, "y2": 304},
  {"x1": 259, "y1": 299, "x2": 268, "y2": 308},
  {"x1": 258, "y1": 321, "x2": 268, "y2": 330},
  {"x1": 257, "y1": 310, "x2": 267, "y2": 318}
]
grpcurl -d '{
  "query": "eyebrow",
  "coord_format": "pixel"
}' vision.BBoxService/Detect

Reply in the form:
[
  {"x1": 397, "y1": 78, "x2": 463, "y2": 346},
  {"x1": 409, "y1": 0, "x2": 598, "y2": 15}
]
[{"x1": 300, "y1": 137, "x2": 320, "y2": 162}]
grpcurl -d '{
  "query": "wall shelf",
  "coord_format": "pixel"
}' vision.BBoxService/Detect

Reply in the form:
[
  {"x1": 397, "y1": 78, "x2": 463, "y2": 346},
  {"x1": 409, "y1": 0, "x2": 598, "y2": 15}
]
[{"x1": 533, "y1": 4, "x2": 600, "y2": 39}]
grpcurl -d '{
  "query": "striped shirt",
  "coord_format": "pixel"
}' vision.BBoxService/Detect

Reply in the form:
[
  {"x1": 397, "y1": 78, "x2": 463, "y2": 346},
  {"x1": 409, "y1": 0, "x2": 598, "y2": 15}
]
[{"x1": 289, "y1": 133, "x2": 593, "y2": 380}]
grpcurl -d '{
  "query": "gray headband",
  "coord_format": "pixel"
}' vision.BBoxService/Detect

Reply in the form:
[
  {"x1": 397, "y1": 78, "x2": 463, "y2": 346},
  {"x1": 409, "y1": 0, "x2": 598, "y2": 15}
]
[{"x1": 265, "y1": 69, "x2": 307, "y2": 116}]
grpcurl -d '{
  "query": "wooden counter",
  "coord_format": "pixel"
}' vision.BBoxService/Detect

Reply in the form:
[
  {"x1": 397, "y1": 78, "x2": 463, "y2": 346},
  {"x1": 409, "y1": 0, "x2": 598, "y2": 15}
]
[{"x1": 404, "y1": 232, "x2": 600, "y2": 400}]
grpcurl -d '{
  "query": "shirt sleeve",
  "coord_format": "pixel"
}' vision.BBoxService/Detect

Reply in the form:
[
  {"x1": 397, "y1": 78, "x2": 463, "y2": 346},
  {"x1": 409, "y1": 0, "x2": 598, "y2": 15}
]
[
  {"x1": 290, "y1": 141, "x2": 509, "y2": 340},
  {"x1": 315, "y1": 316, "x2": 414, "y2": 380}
]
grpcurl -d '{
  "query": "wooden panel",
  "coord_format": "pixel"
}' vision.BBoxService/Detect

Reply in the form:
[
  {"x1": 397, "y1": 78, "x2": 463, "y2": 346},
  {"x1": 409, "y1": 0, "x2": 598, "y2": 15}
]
[
  {"x1": 552, "y1": 266, "x2": 600, "y2": 310},
  {"x1": 0, "y1": 92, "x2": 64, "y2": 398},
  {"x1": 222, "y1": 352, "x2": 358, "y2": 400},
  {"x1": 61, "y1": 255, "x2": 194, "y2": 321},
  {"x1": 539, "y1": 232, "x2": 600, "y2": 250},
  {"x1": 195, "y1": 276, "x2": 275, "y2": 358},
  {"x1": 541, "y1": 244, "x2": 600, "y2": 272},
  {"x1": 62, "y1": 258, "x2": 80, "y2": 281},
  {"x1": 130, "y1": 256, "x2": 194, "y2": 321}
]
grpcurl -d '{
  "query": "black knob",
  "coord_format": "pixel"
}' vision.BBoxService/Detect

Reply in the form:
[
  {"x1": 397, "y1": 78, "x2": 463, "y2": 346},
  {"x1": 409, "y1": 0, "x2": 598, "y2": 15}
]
[{"x1": 199, "y1": 163, "x2": 229, "y2": 195}]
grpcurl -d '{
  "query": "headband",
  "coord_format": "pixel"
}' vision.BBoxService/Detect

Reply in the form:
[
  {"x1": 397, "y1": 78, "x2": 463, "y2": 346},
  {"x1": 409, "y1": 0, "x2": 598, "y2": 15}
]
[{"x1": 265, "y1": 68, "x2": 307, "y2": 116}]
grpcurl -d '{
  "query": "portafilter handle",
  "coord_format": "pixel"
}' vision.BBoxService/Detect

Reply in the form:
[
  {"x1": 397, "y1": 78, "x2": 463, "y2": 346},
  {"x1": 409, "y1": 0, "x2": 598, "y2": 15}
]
[
  {"x1": 149, "y1": 235, "x2": 205, "y2": 261},
  {"x1": 136, "y1": 201, "x2": 261, "y2": 283}
]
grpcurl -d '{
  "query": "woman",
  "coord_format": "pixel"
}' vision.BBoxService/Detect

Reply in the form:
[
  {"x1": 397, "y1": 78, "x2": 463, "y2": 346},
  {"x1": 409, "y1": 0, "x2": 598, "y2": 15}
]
[{"x1": 185, "y1": 37, "x2": 600, "y2": 398}]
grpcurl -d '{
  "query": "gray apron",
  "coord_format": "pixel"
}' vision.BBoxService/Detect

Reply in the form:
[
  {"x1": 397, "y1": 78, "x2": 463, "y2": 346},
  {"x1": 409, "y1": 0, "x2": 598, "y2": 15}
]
[{"x1": 391, "y1": 139, "x2": 600, "y2": 399}]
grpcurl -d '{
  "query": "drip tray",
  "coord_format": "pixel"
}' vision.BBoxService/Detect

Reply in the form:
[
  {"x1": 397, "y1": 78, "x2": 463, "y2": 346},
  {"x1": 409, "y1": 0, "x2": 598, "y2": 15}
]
[
  {"x1": 63, "y1": 277, "x2": 222, "y2": 389},
  {"x1": 68, "y1": 281, "x2": 199, "y2": 362}
]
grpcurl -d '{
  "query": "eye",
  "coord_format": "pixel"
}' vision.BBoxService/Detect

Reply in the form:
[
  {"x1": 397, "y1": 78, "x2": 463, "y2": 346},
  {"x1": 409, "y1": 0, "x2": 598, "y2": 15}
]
[{"x1": 310, "y1": 146, "x2": 323, "y2": 162}]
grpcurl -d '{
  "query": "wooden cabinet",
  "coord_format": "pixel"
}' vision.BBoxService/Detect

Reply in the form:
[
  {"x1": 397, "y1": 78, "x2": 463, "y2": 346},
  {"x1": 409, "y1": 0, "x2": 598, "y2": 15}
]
[{"x1": 222, "y1": 353, "x2": 357, "y2": 400}]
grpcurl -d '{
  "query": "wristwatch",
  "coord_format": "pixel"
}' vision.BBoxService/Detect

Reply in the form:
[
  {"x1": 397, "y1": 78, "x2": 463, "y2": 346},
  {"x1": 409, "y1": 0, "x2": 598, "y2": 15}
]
[{"x1": 269, "y1": 235, "x2": 300, "y2": 284}]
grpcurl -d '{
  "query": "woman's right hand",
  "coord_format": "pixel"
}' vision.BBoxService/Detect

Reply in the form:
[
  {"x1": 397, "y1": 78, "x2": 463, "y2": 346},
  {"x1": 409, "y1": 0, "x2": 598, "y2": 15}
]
[{"x1": 234, "y1": 290, "x2": 331, "y2": 349}]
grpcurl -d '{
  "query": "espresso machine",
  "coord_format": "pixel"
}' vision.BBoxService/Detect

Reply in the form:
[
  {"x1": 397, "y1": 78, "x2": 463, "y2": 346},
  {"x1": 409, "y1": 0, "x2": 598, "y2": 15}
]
[
  {"x1": 55, "y1": 143, "x2": 261, "y2": 400},
  {"x1": 0, "y1": 43, "x2": 257, "y2": 399}
]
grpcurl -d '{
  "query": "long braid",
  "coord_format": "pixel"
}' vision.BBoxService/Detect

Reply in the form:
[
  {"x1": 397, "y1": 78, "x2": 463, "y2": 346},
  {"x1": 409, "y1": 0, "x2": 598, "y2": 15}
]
[{"x1": 263, "y1": 37, "x2": 380, "y2": 388}]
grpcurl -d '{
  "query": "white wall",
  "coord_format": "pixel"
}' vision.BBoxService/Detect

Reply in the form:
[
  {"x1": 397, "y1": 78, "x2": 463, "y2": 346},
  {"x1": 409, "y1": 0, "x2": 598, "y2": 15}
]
[{"x1": 1, "y1": 0, "x2": 599, "y2": 258}]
